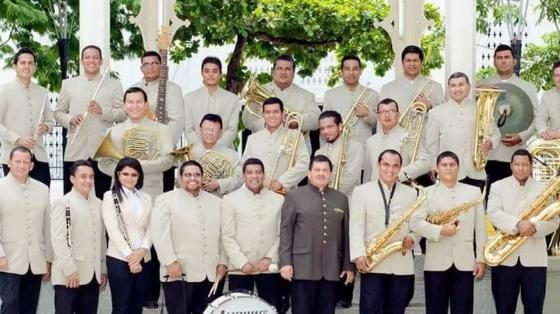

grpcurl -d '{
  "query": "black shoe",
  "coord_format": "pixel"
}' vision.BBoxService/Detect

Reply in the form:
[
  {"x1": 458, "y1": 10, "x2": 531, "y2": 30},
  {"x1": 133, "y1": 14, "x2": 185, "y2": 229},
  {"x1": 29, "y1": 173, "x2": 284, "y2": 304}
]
[
  {"x1": 338, "y1": 300, "x2": 352, "y2": 308},
  {"x1": 143, "y1": 301, "x2": 159, "y2": 309}
]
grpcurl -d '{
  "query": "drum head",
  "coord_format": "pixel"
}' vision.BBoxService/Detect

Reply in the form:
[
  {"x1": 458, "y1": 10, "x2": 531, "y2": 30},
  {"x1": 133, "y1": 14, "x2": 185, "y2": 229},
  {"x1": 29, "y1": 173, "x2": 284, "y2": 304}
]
[{"x1": 204, "y1": 291, "x2": 277, "y2": 313}]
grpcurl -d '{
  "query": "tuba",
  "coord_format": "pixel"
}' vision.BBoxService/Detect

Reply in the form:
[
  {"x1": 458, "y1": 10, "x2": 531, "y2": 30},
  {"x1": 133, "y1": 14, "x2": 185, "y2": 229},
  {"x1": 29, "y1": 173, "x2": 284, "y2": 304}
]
[
  {"x1": 94, "y1": 127, "x2": 160, "y2": 161},
  {"x1": 484, "y1": 163, "x2": 560, "y2": 266},
  {"x1": 268, "y1": 112, "x2": 304, "y2": 195},
  {"x1": 472, "y1": 88, "x2": 504, "y2": 170},
  {"x1": 331, "y1": 88, "x2": 373, "y2": 190},
  {"x1": 199, "y1": 151, "x2": 234, "y2": 183},
  {"x1": 240, "y1": 74, "x2": 301, "y2": 119},
  {"x1": 365, "y1": 181, "x2": 427, "y2": 271}
]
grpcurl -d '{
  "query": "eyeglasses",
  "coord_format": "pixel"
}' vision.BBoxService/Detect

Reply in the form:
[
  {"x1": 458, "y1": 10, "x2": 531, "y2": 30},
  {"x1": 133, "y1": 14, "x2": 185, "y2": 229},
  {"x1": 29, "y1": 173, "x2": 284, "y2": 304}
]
[
  {"x1": 118, "y1": 172, "x2": 139, "y2": 178},
  {"x1": 182, "y1": 173, "x2": 202, "y2": 178},
  {"x1": 141, "y1": 62, "x2": 160, "y2": 68},
  {"x1": 376, "y1": 109, "x2": 398, "y2": 115}
]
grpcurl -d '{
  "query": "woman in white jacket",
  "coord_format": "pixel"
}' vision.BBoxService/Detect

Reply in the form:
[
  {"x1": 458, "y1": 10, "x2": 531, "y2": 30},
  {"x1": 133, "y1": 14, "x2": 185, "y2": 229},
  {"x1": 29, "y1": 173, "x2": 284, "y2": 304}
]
[{"x1": 102, "y1": 157, "x2": 153, "y2": 314}]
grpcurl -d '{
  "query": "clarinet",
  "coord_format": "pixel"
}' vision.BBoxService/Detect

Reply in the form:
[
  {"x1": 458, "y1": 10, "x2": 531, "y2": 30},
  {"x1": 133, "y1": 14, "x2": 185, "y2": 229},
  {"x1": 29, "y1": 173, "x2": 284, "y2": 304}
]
[
  {"x1": 65, "y1": 200, "x2": 72, "y2": 249},
  {"x1": 113, "y1": 191, "x2": 132, "y2": 250}
]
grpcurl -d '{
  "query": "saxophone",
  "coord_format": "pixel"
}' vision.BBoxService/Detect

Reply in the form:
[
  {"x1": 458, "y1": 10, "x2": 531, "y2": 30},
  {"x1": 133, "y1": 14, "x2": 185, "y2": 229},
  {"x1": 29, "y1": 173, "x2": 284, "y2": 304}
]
[
  {"x1": 426, "y1": 188, "x2": 486, "y2": 225},
  {"x1": 331, "y1": 88, "x2": 373, "y2": 190},
  {"x1": 484, "y1": 173, "x2": 560, "y2": 267},
  {"x1": 365, "y1": 181, "x2": 427, "y2": 271}
]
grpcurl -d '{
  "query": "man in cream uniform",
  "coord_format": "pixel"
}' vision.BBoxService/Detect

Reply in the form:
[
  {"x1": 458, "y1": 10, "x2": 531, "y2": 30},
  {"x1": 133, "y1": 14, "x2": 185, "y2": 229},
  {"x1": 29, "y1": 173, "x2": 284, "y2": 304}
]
[
  {"x1": 132, "y1": 50, "x2": 185, "y2": 193},
  {"x1": 242, "y1": 97, "x2": 309, "y2": 194},
  {"x1": 242, "y1": 54, "x2": 320, "y2": 146},
  {"x1": 315, "y1": 111, "x2": 363, "y2": 196},
  {"x1": 323, "y1": 55, "x2": 379, "y2": 145},
  {"x1": 402, "y1": 72, "x2": 500, "y2": 190},
  {"x1": 0, "y1": 146, "x2": 52, "y2": 314},
  {"x1": 221, "y1": 158, "x2": 284, "y2": 311},
  {"x1": 410, "y1": 151, "x2": 487, "y2": 314},
  {"x1": 487, "y1": 149, "x2": 559, "y2": 314},
  {"x1": 184, "y1": 56, "x2": 240, "y2": 147},
  {"x1": 364, "y1": 98, "x2": 412, "y2": 183},
  {"x1": 478, "y1": 44, "x2": 538, "y2": 185},
  {"x1": 190, "y1": 113, "x2": 242, "y2": 196},
  {"x1": 350, "y1": 149, "x2": 418, "y2": 313},
  {"x1": 380, "y1": 45, "x2": 445, "y2": 117},
  {"x1": 51, "y1": 160, "x2": 107, "y2": 314},
  {"x1": 54, "y1": 44, "x2": 127, "y2": 198},
  {"x1": 0, "y1": 47, "x2": 54, "y2": 187},
  {"x1": 152, "y1": 160, "x2": 228, "y2": 314},
  {"x1": 98, "y1": 87, "x2": 174, "y2": 200},
  {"x1": 535, "y1": 61, "x2": 560, "y2": 140}
]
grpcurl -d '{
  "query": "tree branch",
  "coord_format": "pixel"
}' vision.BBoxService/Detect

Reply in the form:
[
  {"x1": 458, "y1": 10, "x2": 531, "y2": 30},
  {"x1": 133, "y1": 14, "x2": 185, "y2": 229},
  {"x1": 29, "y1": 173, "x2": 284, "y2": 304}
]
[
  {"x1": 226, "y1": 34, "x2": 247, "y2": 93},
  {"x1": 0, "y1": 28, "x2": 14, "y2": 47},
  {"x1": 253, "y1": 32, "x2": 341, "y2": 47}
]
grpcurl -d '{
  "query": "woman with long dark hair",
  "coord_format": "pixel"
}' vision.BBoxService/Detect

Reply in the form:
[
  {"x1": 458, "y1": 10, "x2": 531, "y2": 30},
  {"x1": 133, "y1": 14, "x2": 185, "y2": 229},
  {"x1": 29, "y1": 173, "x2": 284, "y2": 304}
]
[{"x1": 102, "y1": 157, "x2": 153, "y2": 314}]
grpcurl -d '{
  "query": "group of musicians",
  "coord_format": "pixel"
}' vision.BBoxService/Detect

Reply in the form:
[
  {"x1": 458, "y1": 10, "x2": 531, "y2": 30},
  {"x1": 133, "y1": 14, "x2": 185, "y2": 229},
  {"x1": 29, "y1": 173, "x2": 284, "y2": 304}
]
[{"x1": 0, "y1": 41, "x2": 559, "y2": 314}]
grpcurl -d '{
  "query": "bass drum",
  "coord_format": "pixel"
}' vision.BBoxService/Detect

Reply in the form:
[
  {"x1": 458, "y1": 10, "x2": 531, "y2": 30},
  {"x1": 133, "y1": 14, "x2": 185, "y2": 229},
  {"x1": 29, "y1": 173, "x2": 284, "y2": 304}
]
[{"x1": 204, "y1": 291, "x2": 277, "y2": 314}]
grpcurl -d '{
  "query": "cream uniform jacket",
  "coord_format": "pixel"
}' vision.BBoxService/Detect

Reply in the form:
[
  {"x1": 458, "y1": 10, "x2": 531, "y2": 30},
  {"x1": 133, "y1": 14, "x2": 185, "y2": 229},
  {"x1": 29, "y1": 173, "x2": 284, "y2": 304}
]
[
  {"x1": 402, "y1": 99, "x2": 501, "y2": 181},
  {"x1": 242, "y1": 127, "x2": 309, "y2": 190},
  {"x1": 0, "y1": 79, "x2": 54, "y2": 164},
  {"x1": 478, "y1": 74, "x2": 538, "y2": 162},
  {"x1": 98, "y1": 118, "x2": 174, "y2": 200},
  {"x1": 535, "y1": 88, "x2": 560, "y2": 133},
  {"x1": 380, "y1": 75, "x2": 446, "y2": 116},
  {"x1": 410, "y1": 182, "x2": 487, "y2": 271},
  {"x1": 51, "y1": 189, "x2": 107, "y2": 286},
  {"x1": 364, "y1": 125, "x2": 412, "y2": 183},
  {"x1": 54, "y1": 73, "x2": 126, "y2": 161},
  {"x1": 152, "y1": 188, "x2": 227, "y2": 282},
  {"x1": 0, "y1": 174, "x2": 52, "y2": 275},
  {"x1": 487, "y1": 176, "x2": 559, "y2": 267},
  {"x1": 102, "y1": 190, "x2": 152, "y2": 263},
  {"x1": 315, "y1": 137, "x2": 364, "y2": 195},
  {"x1": 190, "y1": 143, "x2": 242, "y2": 196},
  {"x1": 132, "y1": 78, "x2": 185, "y2": 144},
  {"x1": 221, "y1": 186, "x2": 284, "y2": 270},
  {"x1": 184, "y1": 86, "x2": 240, "y2": 146},
  {"x1": 242, "y1": 81, "x2": 320, "y2": 134},
  {"x1": 350, "y1": 181, "x2": 419, "y2": 275},
  {"x1": 323, "y1": 84, "x2": 379, "y2": 145}
]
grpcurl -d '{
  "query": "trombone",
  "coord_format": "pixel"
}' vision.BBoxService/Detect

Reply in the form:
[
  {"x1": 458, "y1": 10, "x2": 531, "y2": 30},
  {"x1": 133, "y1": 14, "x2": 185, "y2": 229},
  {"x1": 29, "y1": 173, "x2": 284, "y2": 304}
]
[{"x1": 32, "y1": 84, "x2": 51, "y2": 142}]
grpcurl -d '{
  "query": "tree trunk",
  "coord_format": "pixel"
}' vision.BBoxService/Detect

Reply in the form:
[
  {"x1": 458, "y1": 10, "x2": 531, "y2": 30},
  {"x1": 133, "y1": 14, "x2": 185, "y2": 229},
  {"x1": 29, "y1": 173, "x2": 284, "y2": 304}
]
[
  {"x1": 225, "y1": 34, "x2": 247, "y2": 93},
  {"x1": 57, "y1": 38, "x2": 70, "y2": 79}
]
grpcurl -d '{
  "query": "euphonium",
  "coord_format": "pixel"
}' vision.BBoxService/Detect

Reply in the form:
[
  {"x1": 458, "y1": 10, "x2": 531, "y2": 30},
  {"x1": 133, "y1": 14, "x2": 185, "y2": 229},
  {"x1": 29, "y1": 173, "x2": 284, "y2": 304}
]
[
  {"x1": 365, "y1": 181, "x2": 427, "y2": 271},
  {"x1": 268, "y1": 111, "x2": 304, "y2": 195},
  {"x1": 426, "y1": 188, "x2": 486, "y2": 225},
  {"x1": 472, "y1": 88, "x2": 504, "y2": 170},
  {"x1": 93, "y1": 127, "x2": 160, "y2": 161},
  {"x1": 484, "y1": 168, "x2": 560, "y2": 266},
  {"x1": 199, "y1": 151, "x2": 233, "y2": 183},
  {"x1": 331, "y1": 88, "x2": 373, "y2": 190},
  {"x1": 240, "y1": 74, "x2": 301, "y2": 119}
]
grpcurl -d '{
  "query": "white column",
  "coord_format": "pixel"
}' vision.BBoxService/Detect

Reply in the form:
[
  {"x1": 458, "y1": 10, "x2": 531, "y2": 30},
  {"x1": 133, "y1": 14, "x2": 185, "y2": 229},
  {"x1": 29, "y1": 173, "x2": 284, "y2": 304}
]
[
  {"x1": 445, "y1": 0, "x2": 476, "y2": 83},
  {"x1": 79, "y1": 0, "x2": 110, "y2": 73}
]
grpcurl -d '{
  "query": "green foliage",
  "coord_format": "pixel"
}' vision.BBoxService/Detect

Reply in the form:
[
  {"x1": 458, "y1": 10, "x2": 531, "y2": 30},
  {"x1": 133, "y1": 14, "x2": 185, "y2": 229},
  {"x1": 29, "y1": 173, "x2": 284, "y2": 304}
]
[
  {"x1": 520, "y1": 32, "x2": 560, "y2": 91},
  {"x1": 420, "y1": 2, "x2": 445, "y2": 77},
  {"x1": 475, "y1": 66, "x2": 496, "y2": 81}
]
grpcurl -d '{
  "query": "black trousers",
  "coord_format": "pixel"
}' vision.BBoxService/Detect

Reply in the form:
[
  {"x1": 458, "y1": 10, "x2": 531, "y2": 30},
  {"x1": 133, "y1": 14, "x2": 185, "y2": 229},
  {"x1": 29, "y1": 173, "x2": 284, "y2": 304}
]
[
  {"x1": 3, "y1": 157, "x2": 51, "y2": 187},
  {"x1": 162, "y1": 278, "x2": 214, "y2": 314},
  {"x1": 0, "y1": 268, "x2": 42, "y2": 314},
  {"x1": 491, "y1": 260, "x2": 547, "y2": 314},
  {"x1": 486, "y1": 160, "x2": 512, "y2": 187},
  {"x1": 54, "y1": 277, "x2": 100, "y2": 314},
  {"x1": 63, "y1": 160, "x2": 111, "y2": 199},
  {"x1": 459, "y1": 177, "x2": 486, "y2": 191},
  {"x1": 106, "y1": 256, "x2": 151, "y2": 314},
  {"x1": 337, "y1": 277, "x2": 354, "y2": 305},
  {"x1": 228, "y1": 273, "x2": 282, "y2": 311},
  {"x1": 424, "y1": 264, "x2": 474, "y2": 314},
  {"x1": 291, "y1": 278, "x2": 338, "y2": 314},
  {"x1": 359, "y1": 273, "x2": 414, "y2": 314}
]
